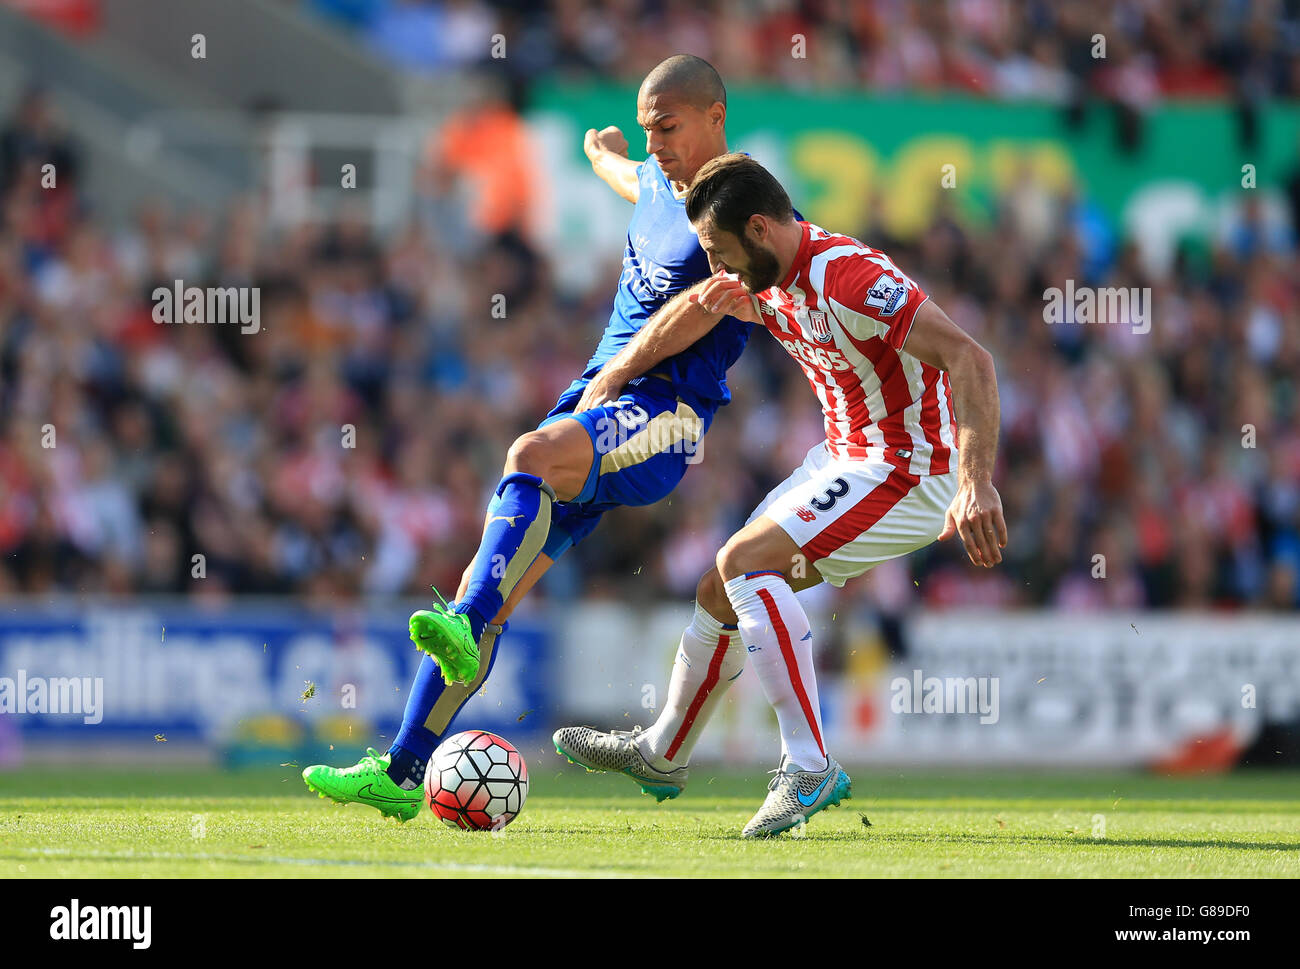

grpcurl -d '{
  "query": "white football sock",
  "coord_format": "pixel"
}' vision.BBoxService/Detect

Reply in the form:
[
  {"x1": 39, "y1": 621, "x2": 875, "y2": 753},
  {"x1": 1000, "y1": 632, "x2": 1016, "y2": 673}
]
[
  {"x1": 638, "y1": 602, "x2": 746, "y2": 769},
  {"x1": 723, "y1": 572, "x2": 827, "y2": 772}
]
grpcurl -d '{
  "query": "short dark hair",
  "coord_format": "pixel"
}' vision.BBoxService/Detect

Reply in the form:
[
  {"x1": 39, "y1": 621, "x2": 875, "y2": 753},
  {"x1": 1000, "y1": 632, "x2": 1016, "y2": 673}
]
[
  {"x1": 641, "y1": 54, "x2": 726, "y2": 111},
  {"x1": 685, "y1": 153, "x2": 794, "y2": 238}
]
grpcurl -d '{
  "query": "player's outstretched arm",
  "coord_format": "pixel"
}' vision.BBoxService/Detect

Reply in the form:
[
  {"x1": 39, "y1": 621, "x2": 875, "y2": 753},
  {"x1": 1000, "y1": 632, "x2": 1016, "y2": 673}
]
[
  {"x1": 585, "y1": 126, "x2": 640, "y2": 203},
  {"x1": 901, "y1": 300, "x2": 1007, "y2": 568},
  {"x1": 575, "y1": 276, "x2": 745, "y2": 412}
]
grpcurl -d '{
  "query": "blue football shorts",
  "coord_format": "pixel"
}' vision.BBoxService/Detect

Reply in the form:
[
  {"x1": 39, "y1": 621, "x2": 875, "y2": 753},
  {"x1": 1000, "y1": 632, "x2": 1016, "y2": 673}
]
[{"x1": 535, "y1": 374, "x2": 712, "y2": 560}]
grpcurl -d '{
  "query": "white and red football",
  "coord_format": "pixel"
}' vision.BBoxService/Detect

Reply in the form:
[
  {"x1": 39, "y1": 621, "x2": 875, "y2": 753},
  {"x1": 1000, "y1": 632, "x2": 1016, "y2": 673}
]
[{"x1": 424, "y1": 730, "x2": 529, "y2": 831}]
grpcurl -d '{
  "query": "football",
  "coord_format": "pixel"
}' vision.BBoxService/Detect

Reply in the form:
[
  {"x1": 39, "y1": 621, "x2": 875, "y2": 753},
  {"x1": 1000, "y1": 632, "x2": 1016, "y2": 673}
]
[{"x1": 424, "y1": 730, "x2": 529, "y2": 831}]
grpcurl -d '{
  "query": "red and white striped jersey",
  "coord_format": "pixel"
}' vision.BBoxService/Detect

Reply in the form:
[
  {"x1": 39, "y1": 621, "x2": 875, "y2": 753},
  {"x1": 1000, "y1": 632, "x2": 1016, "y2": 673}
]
[{"x1": 753, "y1": 221, "x2": 958, "y2": 475}]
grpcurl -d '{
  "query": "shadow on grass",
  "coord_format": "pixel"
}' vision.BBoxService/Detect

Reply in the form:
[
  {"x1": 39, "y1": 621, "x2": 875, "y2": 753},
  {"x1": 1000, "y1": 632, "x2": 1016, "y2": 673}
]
[
  {"x1": 507, "y1": 822, "x2": 1300, "y2": 852},
  {"x1": 878, "y1": 831, "x2": 1299, "y2": 851},
  {"x1": 705, "y1": 831, "x2": 1300, "y2": 851}
]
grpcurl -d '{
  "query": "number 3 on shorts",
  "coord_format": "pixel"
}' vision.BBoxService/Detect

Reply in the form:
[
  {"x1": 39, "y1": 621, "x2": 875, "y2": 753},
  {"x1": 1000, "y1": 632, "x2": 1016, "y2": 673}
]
[
  {"x1": 809, "y1": 477, "x2": 850, "y2": 511},
  {"x1": 613, "y1": 403, "x2": 650, "y2": 430}
]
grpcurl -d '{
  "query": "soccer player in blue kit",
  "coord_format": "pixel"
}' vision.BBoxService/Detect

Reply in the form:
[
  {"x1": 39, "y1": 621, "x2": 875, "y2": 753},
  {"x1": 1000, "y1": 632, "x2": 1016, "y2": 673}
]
[{"x1": 303, "y1": 55, "x2": 764, "y2": 820}]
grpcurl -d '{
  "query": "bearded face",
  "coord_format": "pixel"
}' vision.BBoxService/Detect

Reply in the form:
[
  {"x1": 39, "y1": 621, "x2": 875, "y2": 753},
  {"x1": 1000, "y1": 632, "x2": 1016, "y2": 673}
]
[
  {"x1": 735, "y1": 230, "x2": 781, "y2": 294},
  {"x1": 696, "y1": 218, "x2": 782, "y2": 295}
]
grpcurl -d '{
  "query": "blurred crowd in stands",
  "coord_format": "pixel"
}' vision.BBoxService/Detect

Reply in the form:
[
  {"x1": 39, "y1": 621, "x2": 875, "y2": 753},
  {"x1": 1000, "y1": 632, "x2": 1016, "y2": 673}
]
[
  {"x1": 2, "y1": 2, "x2": 1299, "y2": 615},
  {"x1": 305, "y1": 0, "x2": 1300, "y2": 104}
]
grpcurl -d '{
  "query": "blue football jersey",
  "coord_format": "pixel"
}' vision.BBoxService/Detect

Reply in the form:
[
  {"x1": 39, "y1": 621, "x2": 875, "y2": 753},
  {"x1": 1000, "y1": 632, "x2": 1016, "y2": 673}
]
[{"x1": 580, "y1": 158, "x2": 751, "y2": 415}]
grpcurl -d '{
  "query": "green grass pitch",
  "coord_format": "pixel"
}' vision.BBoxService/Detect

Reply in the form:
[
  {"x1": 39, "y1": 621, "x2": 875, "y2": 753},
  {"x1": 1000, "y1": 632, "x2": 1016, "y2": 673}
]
[{"x1": 2, "y1": 763, "x2": 1298, "y2": 877}]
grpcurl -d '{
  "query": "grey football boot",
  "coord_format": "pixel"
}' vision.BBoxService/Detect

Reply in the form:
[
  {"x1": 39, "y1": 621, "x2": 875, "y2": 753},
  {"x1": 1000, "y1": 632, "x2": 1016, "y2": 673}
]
[
  {"x1": 552, "y1": 725, "x2": 688, "y2": 802},
  {"x1": 741, "y1": 755, "x2": 852, "y2": 838}
]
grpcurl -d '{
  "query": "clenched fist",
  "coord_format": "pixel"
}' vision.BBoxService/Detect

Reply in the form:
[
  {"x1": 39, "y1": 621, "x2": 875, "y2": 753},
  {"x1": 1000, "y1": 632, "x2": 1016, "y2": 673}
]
[{"x1": 584, "y1": 125, "x2": 629, "y2": 161}]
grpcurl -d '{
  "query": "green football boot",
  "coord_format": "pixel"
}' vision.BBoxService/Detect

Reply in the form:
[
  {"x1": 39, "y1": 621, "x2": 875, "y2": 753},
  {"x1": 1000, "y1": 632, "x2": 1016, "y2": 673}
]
[
  {"x1": 408, "y1": 592, "x2": 481, "y2": 686},
  {"x1": 302, "y1": 748, "x2": 423, "y2": 822}
]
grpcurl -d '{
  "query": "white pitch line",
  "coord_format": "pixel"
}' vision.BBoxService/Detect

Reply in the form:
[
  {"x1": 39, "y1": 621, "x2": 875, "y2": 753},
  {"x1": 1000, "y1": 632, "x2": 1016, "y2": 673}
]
[{"x1": 12, "y1": 846, "x2": 660, "y2": 878}]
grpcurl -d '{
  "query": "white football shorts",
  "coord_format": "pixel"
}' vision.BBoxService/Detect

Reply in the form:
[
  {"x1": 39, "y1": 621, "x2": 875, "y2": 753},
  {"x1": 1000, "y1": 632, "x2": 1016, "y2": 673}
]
[{"x1": 746, "y1": 441, "x2": 958, "y2": 588}]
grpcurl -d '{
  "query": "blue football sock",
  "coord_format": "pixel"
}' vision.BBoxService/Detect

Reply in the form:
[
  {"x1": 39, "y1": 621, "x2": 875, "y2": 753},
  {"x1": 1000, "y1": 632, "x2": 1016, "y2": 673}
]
[
  {"x1": 386, "y1": 622, "x2": 506, "y2": 789},
  {"x1": 386, "y1": 739, "x2": 428, "y2": 790},
  {"x1": 454, "y1": 471, "x2": 555, "y2": 641},
  {"x1": 454, "y1": 604, "x2": 490, "y2": 645}
]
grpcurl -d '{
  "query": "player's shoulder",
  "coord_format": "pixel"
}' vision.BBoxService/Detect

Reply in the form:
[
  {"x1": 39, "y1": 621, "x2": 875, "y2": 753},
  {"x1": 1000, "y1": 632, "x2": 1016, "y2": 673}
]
[
  {"x1": 802, "y1": 224, "x2": 893, "y2": 287},
  {"x1": 802, "y1": 225, "x2": 925, "y2": 323},
  {"x1": 803, "y1": 222, "x2": 881, "y2": 260}
]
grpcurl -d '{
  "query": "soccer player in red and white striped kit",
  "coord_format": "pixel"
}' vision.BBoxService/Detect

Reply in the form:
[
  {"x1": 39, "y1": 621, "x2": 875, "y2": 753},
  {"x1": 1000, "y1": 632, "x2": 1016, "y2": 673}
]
[{"x1": 554, "y1": 153, "x2": 1007, "y2": 837}]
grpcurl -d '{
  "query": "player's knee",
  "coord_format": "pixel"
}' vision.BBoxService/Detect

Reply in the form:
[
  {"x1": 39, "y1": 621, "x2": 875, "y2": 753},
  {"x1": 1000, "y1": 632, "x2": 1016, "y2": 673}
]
[
  {"x1": 715, "y1": 536, "x2": 756, "y2": 582},
  {"x1": 504, "y1": 430, "x2": 588, "y2": 501},
  {"x1": 717, "y1": 530, "x2": 788, "y2": 583},
  {"x1": 504, "y1": 432, "x2": 554, "y2": 480},
  {"x1": 696, "y1": 567, "x2": 729, "y2": 615}
]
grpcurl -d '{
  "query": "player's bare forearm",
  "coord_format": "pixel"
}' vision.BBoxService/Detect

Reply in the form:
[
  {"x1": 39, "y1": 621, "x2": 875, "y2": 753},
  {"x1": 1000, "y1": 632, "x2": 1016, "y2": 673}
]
[
  {"x1": 943, "y1": 345, "x2": 1006, "y2": 565},
  {"x1": 621, "y1": 283, "x2": 724, "y2": 372},
  {"x1": 584, "y1": 127, "x2": 639, "y2": 203},
  {"x1": 576, "y1": 283, "x2": 723, "y2": 410},
  {"x1": 945, "y1": 346, "x2": 1000, "y2": 484},
  {"x1": 590, "y1": 151, "x2": 640, "y2": 202}
]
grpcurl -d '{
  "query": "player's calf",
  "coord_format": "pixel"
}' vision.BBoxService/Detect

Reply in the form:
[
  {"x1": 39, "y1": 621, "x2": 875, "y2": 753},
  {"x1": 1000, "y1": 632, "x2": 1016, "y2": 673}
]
[
  {"x1": 555, "y1": 585, "x2": 745, "y2": 800},
  {"x1": 694, "y1": 566, "x2": 737, "y2": 626},
  {"x1": 425, "y1": 470, "x2": 557, "y2": 684}
]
